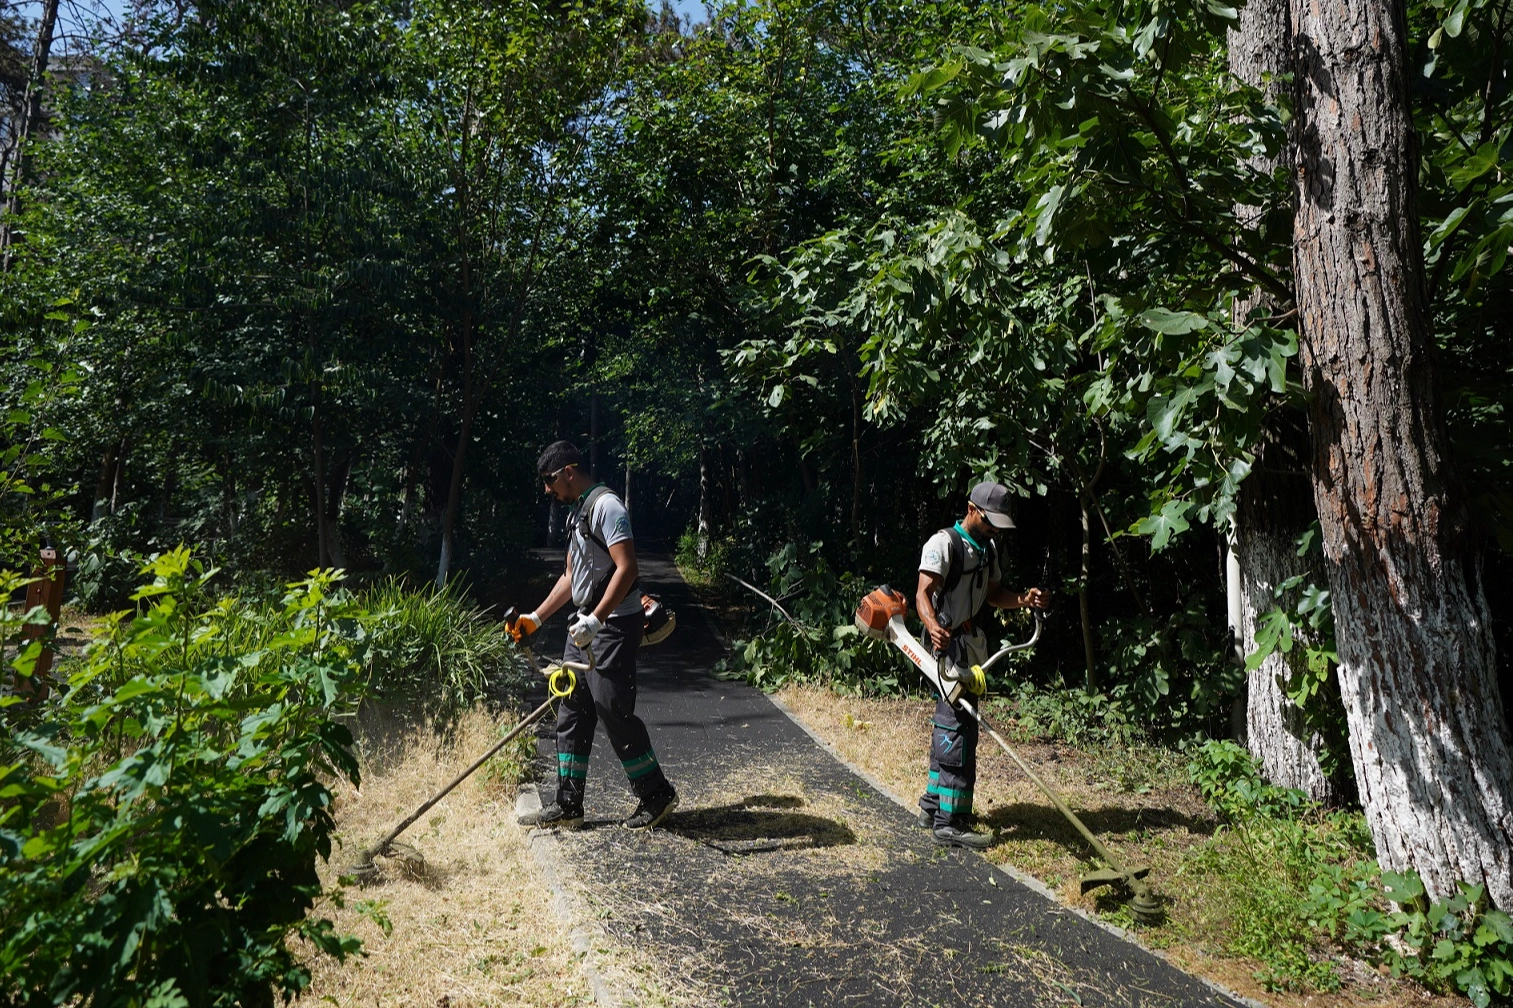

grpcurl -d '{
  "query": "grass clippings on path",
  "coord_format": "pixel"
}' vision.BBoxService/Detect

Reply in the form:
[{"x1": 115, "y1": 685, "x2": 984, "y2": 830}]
[
  {"x1": 775, "y1": 684, "x2": 1469, "y2": 1008},
  {"x1": 299, "y1": 706, "x2": 681, "y2": 1008}
]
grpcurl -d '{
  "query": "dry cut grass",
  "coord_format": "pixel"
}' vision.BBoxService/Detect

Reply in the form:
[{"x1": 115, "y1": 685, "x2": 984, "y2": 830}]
[
  {"x1": 775, "y1": 684, "x2": 1468, "y2": 1008},
  {"x1": 298, "y1": 706, "x2": 653, "y2": 1008}
]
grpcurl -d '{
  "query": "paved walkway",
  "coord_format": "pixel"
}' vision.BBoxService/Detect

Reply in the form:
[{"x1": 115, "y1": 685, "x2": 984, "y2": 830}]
[{"x1": 522, "y1": 553, "x2": 1248, "y2": 1008}]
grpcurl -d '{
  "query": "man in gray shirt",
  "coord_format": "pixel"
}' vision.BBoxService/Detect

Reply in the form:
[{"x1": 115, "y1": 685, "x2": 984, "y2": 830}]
[
  {"x1": 915, "y1": 481, "x2": 1046, "y2": 848},
  {"x1": 512, "y1": 441, "x2": 679, "y2": 830}
]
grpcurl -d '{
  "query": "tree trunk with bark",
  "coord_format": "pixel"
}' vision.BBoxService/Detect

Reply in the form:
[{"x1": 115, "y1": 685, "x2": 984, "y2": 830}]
[
  {"x1": 325, "y1": 449, "x2": 353, "y2": 569},
  {"x1": 1228, "y1": 0, "x2": 1345, "y2": 801},
  {"x1": 1, "y1": 0, "x2": 58, "y2": 269},
  {"x1": 1290, "y1": 0, "x2": 1513, "y2": 904},
  {"x1": 92, "y1": 439, "x2": 122, "y2": 522},
  {"x1": 697, "y1": 444, "x2": 713, "y2": 561}
]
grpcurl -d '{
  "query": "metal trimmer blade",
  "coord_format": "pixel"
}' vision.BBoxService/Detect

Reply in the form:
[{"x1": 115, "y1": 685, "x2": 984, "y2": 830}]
[
  {"x1": 344, "y1": 840, "x2": 425, "y2": 884},
  {"x1": 1080, "y1": 865, "x2": 1163, "y2": 924}
]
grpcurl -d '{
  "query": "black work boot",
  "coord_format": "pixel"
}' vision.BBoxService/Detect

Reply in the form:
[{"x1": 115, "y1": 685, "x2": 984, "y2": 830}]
[
  {"x1": 623, "y1": 787, "x2": 679, "y2": 829},
  {"x1": 932, "y1": 822, "x2": 995, "y2": 850},
  {"x1": 524, "y1": 801, "x2": 584, "y2": 830}
]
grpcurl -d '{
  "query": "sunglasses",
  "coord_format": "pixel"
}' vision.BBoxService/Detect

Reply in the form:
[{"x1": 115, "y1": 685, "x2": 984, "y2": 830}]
[{"x1": 541, "y1": 465, "x2": 571, "y2": 486}]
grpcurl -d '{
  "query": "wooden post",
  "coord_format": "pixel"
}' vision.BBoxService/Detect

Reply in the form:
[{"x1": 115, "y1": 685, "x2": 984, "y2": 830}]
[{"x1": 18, "y1": 546, "x2": 64, "y2": 697}]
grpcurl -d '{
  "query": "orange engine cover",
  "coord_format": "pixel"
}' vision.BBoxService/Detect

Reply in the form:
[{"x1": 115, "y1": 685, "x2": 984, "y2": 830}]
[{"x1": 855, "y1": 585, "x2": 907, "y2": 639}]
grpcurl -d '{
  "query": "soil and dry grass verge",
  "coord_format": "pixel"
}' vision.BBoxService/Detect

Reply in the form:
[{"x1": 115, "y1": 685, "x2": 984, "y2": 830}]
[
  {"x1": 299, "y1": 707, "x2": 676, "y2": 1008},
  {"x1": 774, "y1": 684, "x2": 1468, "y2": 1008}
]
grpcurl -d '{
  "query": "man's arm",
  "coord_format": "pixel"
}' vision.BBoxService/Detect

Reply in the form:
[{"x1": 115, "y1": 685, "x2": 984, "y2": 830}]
[
  {"x1": 593, "y1": 539, "x2": 639, "y2": 623},
  {"x1": 534, "y1": 556, "x2": 575, "y2": 621},
  {"x1": 987, "y1": 582, "x2": 1048, "y2": 610},
  {"x1": 916, "y1": 570, "x2": 950, "y2": 652}
]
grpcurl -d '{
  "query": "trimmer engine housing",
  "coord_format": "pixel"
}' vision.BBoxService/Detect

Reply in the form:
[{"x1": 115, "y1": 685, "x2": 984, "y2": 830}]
[{"x1": 855, "y1": 585, "x2": 907, "y2": 640}]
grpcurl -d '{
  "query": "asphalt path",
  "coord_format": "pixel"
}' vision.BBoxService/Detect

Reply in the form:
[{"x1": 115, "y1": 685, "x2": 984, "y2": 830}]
[{"x1": 521, "y1": 552, "x2": 1249, "y2": 1008}]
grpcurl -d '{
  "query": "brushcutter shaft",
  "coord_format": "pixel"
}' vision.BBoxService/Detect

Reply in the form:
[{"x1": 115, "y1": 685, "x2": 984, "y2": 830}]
[
  {"x1": 353, "y1": 696, "x2": 555, "y2": 869},
  {"x1": 958, "y1": 699, "x2": 1141, "y2": 877}
]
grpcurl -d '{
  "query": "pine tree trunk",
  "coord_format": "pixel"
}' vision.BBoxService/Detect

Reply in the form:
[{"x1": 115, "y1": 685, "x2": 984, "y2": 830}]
[{"x1": 1290, "y1": 0, "x2": 1513, "y2": 904}]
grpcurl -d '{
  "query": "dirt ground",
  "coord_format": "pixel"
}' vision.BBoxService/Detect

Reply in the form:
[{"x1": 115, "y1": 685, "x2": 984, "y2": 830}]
[
  {"x1": 298, "y1": 692, "x2": 1464, "y2": 1008},
  {"x1": 299, "y1": 706, "x2": 680, "y2": 1008},
  {"x1": 773, "y1": 684, "x2": 1469, "y2": 1008}
]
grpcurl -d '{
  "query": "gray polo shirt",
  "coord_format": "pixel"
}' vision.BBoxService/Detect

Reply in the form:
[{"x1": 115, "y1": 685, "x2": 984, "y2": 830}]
[{"x1": 568, "y1": 486, "x2": 641, "y2": 617}]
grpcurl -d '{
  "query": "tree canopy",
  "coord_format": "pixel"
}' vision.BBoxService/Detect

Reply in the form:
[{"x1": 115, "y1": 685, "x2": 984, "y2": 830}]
[{"x1": 2, "y1": 0, "x2": 1511, "y2": 927}]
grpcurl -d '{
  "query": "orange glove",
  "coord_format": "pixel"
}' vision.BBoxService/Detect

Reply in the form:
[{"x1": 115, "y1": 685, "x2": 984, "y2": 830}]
[{"x1": 508, "y1": 610, "x2": 542, "y2": 643}]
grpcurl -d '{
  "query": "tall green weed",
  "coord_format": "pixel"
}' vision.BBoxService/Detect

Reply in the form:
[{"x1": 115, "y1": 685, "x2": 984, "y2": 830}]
[
  {"x1": 350, "y1": 577, "x2": 527, "y2": 721},
  {"x1": 1, "y1": 549, "x2": 370, "y2": 1007}
]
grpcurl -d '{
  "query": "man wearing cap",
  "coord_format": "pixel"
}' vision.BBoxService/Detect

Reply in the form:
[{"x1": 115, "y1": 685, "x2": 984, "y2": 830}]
[
  {"x1": 914, "y1": 481, "x2": 1047, "y2": 848},
  {"x1": 511, "y1": 440, "x2": 679, "y2": 831}
]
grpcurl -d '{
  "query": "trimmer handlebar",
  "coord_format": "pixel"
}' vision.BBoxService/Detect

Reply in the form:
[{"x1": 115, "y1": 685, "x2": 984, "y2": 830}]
[
  {"x1": 980, "y1": 610, "x2": 1043, "y2": 675},
  {"x1": 502, "y1": 605, "x2": 596, "y2": 675}
]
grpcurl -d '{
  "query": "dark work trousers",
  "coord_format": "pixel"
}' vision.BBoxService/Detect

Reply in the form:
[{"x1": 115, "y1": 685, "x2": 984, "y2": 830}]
[
  {"x1": 554, "y1": 610, "x2": 672, "y2": 810},
  {"x1": 918, "y1": 631, "x2": 983, "y2": 829}
]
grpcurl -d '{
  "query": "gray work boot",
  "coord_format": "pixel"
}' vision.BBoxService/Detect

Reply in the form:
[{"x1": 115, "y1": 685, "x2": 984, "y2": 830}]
[{"x1": 623, "y1": 788, "x2": 679, "y2": 829}]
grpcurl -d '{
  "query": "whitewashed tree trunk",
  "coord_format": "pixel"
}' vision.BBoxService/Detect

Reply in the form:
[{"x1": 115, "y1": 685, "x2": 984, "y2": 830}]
[
  {"x1": 1239, "y1": 516, "x2": 1346, "y2": 803},
  {"x1": 1290, "y1": 0, "x2": 1513, "y2": 905}
]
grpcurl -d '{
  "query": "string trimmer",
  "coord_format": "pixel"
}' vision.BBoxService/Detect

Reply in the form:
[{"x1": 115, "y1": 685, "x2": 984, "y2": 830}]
[
  {"x1": 855, "y1": 586, "x2": 1162, "y2": 924},
  {"x1": 342, "y1": 624, "x2": 589, "y2": 882}
]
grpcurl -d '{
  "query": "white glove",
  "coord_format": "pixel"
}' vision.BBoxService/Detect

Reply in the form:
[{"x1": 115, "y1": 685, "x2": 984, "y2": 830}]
[{"x1": 568, "y1": 612, "x2": 602, "y2": 648}]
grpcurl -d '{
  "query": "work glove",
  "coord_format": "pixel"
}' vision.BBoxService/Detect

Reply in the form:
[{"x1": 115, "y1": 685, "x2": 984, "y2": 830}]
[
  {"x1": 508, "y1": 610, "x2": 542, "y2": 643},
  {"x1": 568, "y1": 612, "x2": 602, "y2": 648}
]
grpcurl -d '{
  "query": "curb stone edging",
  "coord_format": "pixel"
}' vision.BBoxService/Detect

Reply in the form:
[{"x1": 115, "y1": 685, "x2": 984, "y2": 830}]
[
  {"x1": 763, "y1": 694, "x2": 1269, "y2": 1008},
  {"x1": 514, "y1": 788, "x2": 622, "y2": 1008}
]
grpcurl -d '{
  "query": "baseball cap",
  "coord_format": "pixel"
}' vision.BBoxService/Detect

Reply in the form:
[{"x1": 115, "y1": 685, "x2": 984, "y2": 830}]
[{"x1": 969, "y1": 481, "x2": 1016, "y2": 529}]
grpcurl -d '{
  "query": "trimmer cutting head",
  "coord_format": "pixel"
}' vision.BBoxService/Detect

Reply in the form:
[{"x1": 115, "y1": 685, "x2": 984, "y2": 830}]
[
  {"x1": 343, "y1": 840, "x2": 425, "y2": 884},
  {"x1": 1080, "y1": 866, "x2": 1164, "y2": 924}
]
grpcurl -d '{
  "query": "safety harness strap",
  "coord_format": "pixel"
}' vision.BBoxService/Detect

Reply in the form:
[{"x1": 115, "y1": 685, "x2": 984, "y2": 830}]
[{"x1": 571, "y1": 484, "x2": 640, "y2": 609}]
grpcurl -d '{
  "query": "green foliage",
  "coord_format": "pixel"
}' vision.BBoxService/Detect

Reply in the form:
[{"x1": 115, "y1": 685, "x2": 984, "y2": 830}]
[
  {"x1": 1187, "y1": 739, "x2": 1308, "y2": 822},
  {"x1": 352, "y1": 577, "x2": 529, "y2": 721},
  {"x1": 0, "y1": 548, "x2": 366, "y2": 1006},
  {"x1": 1186, "y1": 740, "x2": 1513, "y2": 1002},
  {"x1": 992, "y1": 681, "x2": 1142, "y2": 748},
  {"x1": 714, "y1": 542, "x2": 906, "y2": 696},
  {"x1": 1184, "y1": 740, "x2": 1372, "y2": 991},
  {"x1": 0, "y1": 312, "x2": 82, "y2": 569},
  {"x1": 675, "y1": 528, "x2": 734, "y2": 587},
  {"x1": 1304, "y1": 870, "x2": 1513, "y2": 1007},
  {"x1": 1097, "y1": 597, "x2": 1241, "y2": 733}
]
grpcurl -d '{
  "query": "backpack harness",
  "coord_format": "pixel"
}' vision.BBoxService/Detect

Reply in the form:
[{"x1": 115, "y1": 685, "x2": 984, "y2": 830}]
[
  {"x1": 938, "y1": 521, "x2": 996, "y2": 631},
  {"x1": 568, "y1": 483, "x2": 640, "y2": 611}
]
